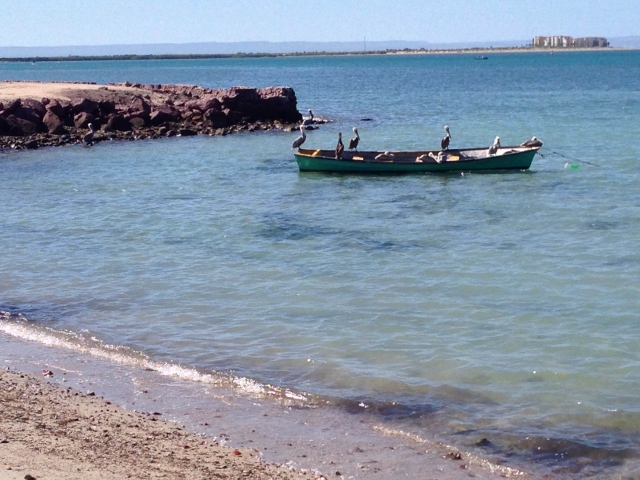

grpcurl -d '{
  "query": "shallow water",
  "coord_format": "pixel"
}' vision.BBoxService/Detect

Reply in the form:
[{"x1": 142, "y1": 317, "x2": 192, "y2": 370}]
[{"x1": 2, "y1": 51, "x2": 640, "y2": 478}]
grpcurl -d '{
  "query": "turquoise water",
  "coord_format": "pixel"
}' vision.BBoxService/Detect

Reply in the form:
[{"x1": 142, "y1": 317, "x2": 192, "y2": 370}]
[{"x1": 2, "y1": 51, "x2": 640, "y2": 478}]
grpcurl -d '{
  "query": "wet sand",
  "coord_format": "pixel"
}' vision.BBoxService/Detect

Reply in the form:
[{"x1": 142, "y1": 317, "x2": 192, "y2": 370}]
[{"x1": 0, "y1": 330, "x2": 530, "y2": 480}]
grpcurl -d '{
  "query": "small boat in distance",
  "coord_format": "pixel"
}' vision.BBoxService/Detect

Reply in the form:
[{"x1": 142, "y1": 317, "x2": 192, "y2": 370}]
[
  {"x1": 474, "y1": 55, "x2": 489, "y2": 60},
  {"x1": 294, "y1": 142, "x2": 542, "y2": 174}
]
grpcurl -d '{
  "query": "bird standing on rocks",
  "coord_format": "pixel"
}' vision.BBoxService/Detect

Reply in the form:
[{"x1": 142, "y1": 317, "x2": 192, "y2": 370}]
[
  {"x1": 302, "y1": 109, "x2": 314, "y2": 126},
  {"x1": 83, "y1": 123, "x2": 96, "y2": 146}
]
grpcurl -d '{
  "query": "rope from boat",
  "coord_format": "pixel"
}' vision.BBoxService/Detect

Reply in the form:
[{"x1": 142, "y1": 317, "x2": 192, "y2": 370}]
[{"x1": 539, "y1": 148, "x2": 601, "y2": 167}]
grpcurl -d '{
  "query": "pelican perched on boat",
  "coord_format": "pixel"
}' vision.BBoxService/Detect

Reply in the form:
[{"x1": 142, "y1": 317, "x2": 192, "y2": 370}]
[
  {"x1": 302, "y1": 109, "x2": 314, "y2": 126},
  {"x1": 487, "y1": 136, "x2": 501, "y2": 155},
  {"x1": 428, "y1": 151, "x2": 446, "y2": 163},
  {"x1": 348, "y1": 127, "x2": 360, "y2": 151},
  {"x1": 441, "y1": 125, "x2": 451, "y2": 150},
  {"x1": 291, "y1": 125, "x2": 306, "y2": 150},
  {"x1": 335, "y1": 132, "x2": 344, "y2": 159},
  {"x1": 520, "y1": 136, "x2": 543, "y2": 148},
  {"x1": 83, "y1": 123, "x2": 96, "y2": 145},
  {"x1": 374, "y1": 151, "x2": 395, "y2": 161}
]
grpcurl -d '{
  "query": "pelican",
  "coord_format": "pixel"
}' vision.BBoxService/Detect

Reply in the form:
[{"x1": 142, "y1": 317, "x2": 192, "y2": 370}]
[
  {"x1": 374, "y1": 151, "x2": 395, "y2": 161},
  {"x1": 441, "y1": 125, "x2": 451, "y2": 150},
  {"x1": 291, "y1": 125, "x2": 306, "y2": 150},
  {"x1": 520, "y1": 136, "x2": 543, "y2": 148},
  {"x1": 487, "y1": 136, "x2": 501, "y2": 155},
  {"x1": 348, "y1": 127, "x2": 360, "y2": 151},
  {"x1": 335, "y1": 132, "x2": 344, "y2": 159},
  {"x1": 427, "y1": 151, "x2": 446, "y2": 163},
  {"x1": 302, "y1": 109, "x2": 314, "y2": 126},
  {"x1": 83, "y1": 123, "x2": 96, "y2": 145}
]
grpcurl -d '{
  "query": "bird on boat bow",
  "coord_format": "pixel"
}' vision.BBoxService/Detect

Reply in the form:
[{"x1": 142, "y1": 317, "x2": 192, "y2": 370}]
[
  {"x1": 520, "y1": 136, "x2": 543, "y2": 148},
  {"x1": 487, "y1": 136, "x2": 501, "y2": 155},
  {"x1": 441, "y1": 125, "x2": 451, "y2": 150},
  {"x1": 348, "y1": 127, "x2": 360, "y2": 151},
  {"x1": 335, "y1": 132, "x2": 344, "y2": 159},
  {"x1": 291, "y1": 125, "x2": 306, "y2": 150}
]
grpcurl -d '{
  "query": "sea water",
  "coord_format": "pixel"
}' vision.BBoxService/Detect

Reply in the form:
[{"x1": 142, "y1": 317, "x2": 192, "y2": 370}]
[{"x1": 1, "y1": 51, "x2": 640, "y2": 478}]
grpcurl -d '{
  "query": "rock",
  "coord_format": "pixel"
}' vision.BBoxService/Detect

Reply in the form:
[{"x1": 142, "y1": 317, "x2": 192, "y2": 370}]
[
  {"x1": 178, "y1": 128, "x2": 197, "y2": 136},
  {"x1": 43, "y1": 110, "x2": 67, "y2": 135},
  {"x1": 129, "y1": 116, "x2": 147, "y2": 129},
  {"x1": 70, "y1": 97, "x2": 99, "y2": 115},
  {"x1": 12, "y1": 106, "x2": 43, "y2": 127},
  {"x1": 223, "y1": 108, "x2": 241, "y2": 125},
  {"x1": 73, "y1": 112, "x2": 95, "y2": 129},
  {"x1": 204, "y1": 109, "x2": 228, "y2": 128},
  {"x1": 104, "y1": 114, "x2": 131, "y2": 132},
  {"x1": 45, "y1": 99, "x2": 66, "y2": 118},
  {"x1": 98, "y1": 100, "x2": 116, "y2": 115},
  {"x1": 0, "y1": 99, "x2": 21, "y2": 117},
  {"x1": 129, "y1": 95, "x2": 150, "y2": 115},
  {"x1": 149, "y1": 107, "x2": 180, "y2": 125},
  {"x1": 4, "y1": 115, "x2": 39, "y2": 136},
  {"x1": 21, "y1": 99, "x2": 46, "y2": 118}
]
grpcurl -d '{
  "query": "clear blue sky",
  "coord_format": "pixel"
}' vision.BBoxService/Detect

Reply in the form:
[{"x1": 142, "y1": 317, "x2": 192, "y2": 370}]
[{"x1": 2, "y1": 0, "x2": 638, "y2": 46}]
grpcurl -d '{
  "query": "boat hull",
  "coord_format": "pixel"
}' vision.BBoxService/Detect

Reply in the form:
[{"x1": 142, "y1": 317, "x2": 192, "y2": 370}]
[{"x1": 294, "y1": 147, "x2": 540, "y2": 174}]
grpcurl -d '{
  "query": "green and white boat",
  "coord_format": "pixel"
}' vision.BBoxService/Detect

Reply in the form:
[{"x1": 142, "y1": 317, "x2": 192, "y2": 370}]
[{"x1": 294, "y1": 143, "x2": 542, "y2": 174}]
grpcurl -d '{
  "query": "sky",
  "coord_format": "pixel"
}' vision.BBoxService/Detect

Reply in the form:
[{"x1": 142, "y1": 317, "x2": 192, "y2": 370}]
[{"x1": 2, "y1": 0, "x2": 638, "y2": 47}]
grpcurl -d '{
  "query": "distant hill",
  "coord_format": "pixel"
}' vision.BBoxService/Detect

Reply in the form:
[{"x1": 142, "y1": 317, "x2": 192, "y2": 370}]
[
  {"x1": 0, "y1": 39, "x2": 529, "y2": 58},
  {"x1": 609, "y1": 36, "x2": 640, "y2": 48}
]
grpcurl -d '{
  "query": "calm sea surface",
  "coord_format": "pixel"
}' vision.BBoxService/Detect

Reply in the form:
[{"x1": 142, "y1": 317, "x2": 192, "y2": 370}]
[{"x1": 2, "y1": 51, "x2": 640, "y2": 478}]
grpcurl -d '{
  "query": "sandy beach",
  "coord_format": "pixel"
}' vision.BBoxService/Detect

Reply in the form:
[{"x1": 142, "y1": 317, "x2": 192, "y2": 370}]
[
  {"x1": 0, "y1": 368, "x2": 318, "y2": 480},
  {"x1": 0, "y1": 329, "x2": 531, "y2": 480}
]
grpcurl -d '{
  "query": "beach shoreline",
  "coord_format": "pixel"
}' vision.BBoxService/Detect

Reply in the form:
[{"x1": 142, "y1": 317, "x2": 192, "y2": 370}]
[{"x1": 0, "y1": 328, "x2": 529, "y2": 480}]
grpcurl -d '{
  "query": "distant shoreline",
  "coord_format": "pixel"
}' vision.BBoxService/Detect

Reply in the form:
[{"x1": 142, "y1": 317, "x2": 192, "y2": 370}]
[{"x1": 0, "y1": 46, "x2": 636, "y2": 63}]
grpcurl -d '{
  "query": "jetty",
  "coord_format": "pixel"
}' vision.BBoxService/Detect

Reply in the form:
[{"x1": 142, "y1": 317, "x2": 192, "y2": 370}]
[{"x1": 0, "y1": 80, "x2": 303, "y2": 151}]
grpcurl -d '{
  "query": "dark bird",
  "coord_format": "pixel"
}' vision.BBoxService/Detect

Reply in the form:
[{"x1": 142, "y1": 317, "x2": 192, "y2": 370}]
[
  {"x1": 291, "y1": 125, "x2": 306, "y2": 150},
  {"x1": 520, "y1": 136, "x2": 543, "y2": 148},
  {"x1": 487, "y1": 136, "x2": 501, "y2": 155},
  {"x1": 440, "y1": 125, "x2": 451, "y2": 150},
  {"x1": 348, "y1": 127, "x2": 360, "y2": 151},
  {"x1": 335, "y1": 132, "x2": 344, "y2": 159},
  {"x1": 302, "y1": 109, "x2": 314, "y2": 126},
  {"x1": 83, "y1": 123, "x2": 96, "y2": 145}
]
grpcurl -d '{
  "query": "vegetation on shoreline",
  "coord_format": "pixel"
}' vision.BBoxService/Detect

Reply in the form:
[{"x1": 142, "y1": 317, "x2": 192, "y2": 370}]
[{"x1": 0, "y1": 46, "x2": 623, "y2": 63}]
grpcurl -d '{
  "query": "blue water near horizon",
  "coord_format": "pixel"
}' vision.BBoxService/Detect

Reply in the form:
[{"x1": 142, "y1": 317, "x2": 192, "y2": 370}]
[{"x1": 2, "y1": 51, "x2": 640, "y2": 478}]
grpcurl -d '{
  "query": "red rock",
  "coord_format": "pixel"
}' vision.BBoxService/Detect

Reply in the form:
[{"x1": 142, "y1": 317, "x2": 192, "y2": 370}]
[
  {"x1": 74, "y1": 112, "x2": 95, "y2": 129},
  {"x1": 129, "y1": 116, "x2": 147, "y2": 129},
  {"x1": 43, "y1": 110, "x2": 67, "y2": 135},
  {"x1": 149, "y1": 107, "x2": 180, "y2": 125},
  {"x1": 204, "y1": 109, "x2": 228, "y2": 128},
  {"x1": 21, "y1": 99, "x2": 46, "y2": 118},
  {"x1": 4, "y1": 115, "x2": 38, "y2": 136},
  {"x1": 129, "y1": 96, "x2": 150, "y2": 115},
  {"x1": 104, "y1": 114, "x2": 131, "y2": 132},
  {"x1": 45, "y1": 100, "x2": 66, "y2": 118},
  {"x1": 12, "y1": 106, "x2": 43, "y2": 127},
  {"x1": 70, "y1": 97, "x2": 99, "y2": 114},
  {"x1": 1, "y1": 99, "x2": 21, "y2": 117}
]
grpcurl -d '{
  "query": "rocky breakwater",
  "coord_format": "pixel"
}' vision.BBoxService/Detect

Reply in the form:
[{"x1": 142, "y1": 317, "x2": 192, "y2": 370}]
[{"x1": 0, "y1": 81, "x2": 303, "y2": 151}]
